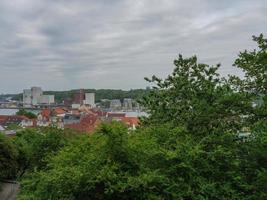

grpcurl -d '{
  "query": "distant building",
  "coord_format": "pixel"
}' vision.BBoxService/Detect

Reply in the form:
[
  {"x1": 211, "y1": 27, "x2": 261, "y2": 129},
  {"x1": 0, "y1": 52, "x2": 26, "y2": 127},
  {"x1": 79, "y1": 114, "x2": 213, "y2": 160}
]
[
  {"x1": 110, "y1": 99, "x2": 122, "y2": 110},
  {"x1": 107, "y1": 112, "x2": 126, "y2": 119},
  {"x1": 37, "y1": 108, "x2": 68, "y2": 127},
  {"x1": 64, "y1": 113, "x2": 100, "y2": 134},
  {"x1": 103, "y1": 112, "x2": 140, "y2": 130},
  {"x1": 20, "y1": 118, "x2": 35, "y2": 127},
  {"x1": 123, "y1": 98, "x2": 133, "y2": 111},
  {"x1": 121, "y1": 117, "x2": 139, "y2": 130},
  {"x1": 63, "y1": 97, "x2": 73, "y2": 107},
  {"x1": 84, "y1": 93, "x2": 95, "y2": 107},
  {"x1": 71, "y1": 104, "x2": 81, "y2": 109},
  {"x1": 71, "y1": 91, "x2": 96, "y2": 109},
  {"x1": 23, "y1": 87, "x2": 55, "y2": 107},
  {"x1": 73, "y1": 89, "x2": 85, "y2": 105},
  {"x1": 71, "y1": 89, "x2": 86, "y2": 109},
  {"x1": 63, "y1": 113, "x2": 81, "y2": 125},
  {"x1": 31, "y1": 87, "x2": 43, "y2": 105},
  {"x1": 99, "y1": 99, "x2": 110, "y2": 109},
  {"x1": 53, "y1": 108, "x2": 68, "y2": 116},
  {"x1": 23, "y1": 89, "x2": 32, "y2": 106},
  {"x1": 0, "y1": 115, "x2": 34, "y2": 128},
  {"x1": 40, "y1": 95, "x2": 55, "y2": 105}
]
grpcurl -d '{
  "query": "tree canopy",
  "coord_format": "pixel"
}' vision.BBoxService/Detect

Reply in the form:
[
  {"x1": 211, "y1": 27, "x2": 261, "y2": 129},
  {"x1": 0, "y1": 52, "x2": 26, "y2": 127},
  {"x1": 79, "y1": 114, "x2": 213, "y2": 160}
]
[
  {"x1": 0, "y1": 133, "x2": 18, "y2": 180},
  {"x1": 16, "y1": 109, "x2": 37, "y2": 119},
  {"x1": 141, "y1": 55, "x2": 251, "y2": 135}
]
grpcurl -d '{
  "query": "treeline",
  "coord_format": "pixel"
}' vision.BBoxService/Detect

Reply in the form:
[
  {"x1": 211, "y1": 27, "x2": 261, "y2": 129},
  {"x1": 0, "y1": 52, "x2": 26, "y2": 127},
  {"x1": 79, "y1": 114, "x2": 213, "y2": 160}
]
[
  {"x1": 10, "y1": 88, "x2": 149, "y2": 103},
  {"x1": 0, "y1": 34, "x2": 266, "y2": 199},
  {"x1": 0, "y1": 128, "x2": 74, "y2": 180}
]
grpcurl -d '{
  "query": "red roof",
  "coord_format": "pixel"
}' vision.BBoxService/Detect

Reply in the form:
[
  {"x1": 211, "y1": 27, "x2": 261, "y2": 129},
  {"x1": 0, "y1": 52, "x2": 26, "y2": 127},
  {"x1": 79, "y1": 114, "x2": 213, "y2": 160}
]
[
  {"x1": 64, "y1": 114, "x2": 100, "y2": 133},
  {"x1": 121, "y1": 117, "x2": 140, "y2": 127},
  {"x1": 107, "y1": 112, "x2": 126, "y2": 118},
  {"x1": 41, "y1": 109, "x2": 51, "y2": 119},
  {"x1": 0, "y1": 115, "x2": 29, "y2": 126},
  {"x1": 54, "y1": 108, "x2": 67, "y2": 115},
  {"x1": 0, "y1": 116, "x2": 8, "y2": 125},
  {"x1": 90, "y1": 109, "x2": 107, "y2": 117},
  {"x1": 70, "y1": 109, "x2": 81, "y2": 115},
  {"x1": 80, "y1": 114, "x2": 98, "y2": 125},
  {"x1": 73, "y1": 89, "x2": 85, "y2": 104}
]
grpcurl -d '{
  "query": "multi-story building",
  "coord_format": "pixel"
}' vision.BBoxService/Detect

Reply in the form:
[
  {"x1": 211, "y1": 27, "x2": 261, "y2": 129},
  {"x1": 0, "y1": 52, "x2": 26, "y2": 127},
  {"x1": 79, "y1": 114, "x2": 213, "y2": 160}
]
[
  {"x1": 73, "y1": 89, "x2": 85, "y2": 105},
  {"x1": 31, "y1": 87, "x2": 43, "y2": 105},
  {"x1": 23, "y1": 89, "x2": 32, "y2": 107},
  {"x1": 40, "y1": 95, "x2": 55, "y2": 105},
  {"x1": 123, "y1": 98, "x2": 133, "y2": 111},
  {"x1": 71, "y1": 90, "x2": 96, "y2": 108},
  {"x1": 110, "y1": 99, "x2": 122, "y2": 110},
  {"x1": 23, "y1": 87, "x2": 55, "y2": 107},
  {"x1": 84, "y1": 93, "x2": 95, "y2": 107}
]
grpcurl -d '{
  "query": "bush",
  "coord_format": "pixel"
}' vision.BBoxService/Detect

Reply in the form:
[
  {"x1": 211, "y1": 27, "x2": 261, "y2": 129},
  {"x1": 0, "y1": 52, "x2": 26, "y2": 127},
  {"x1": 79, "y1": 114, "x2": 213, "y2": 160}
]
[{"x1": 0, "y1": 133, "x2": 18, "y2": 180}]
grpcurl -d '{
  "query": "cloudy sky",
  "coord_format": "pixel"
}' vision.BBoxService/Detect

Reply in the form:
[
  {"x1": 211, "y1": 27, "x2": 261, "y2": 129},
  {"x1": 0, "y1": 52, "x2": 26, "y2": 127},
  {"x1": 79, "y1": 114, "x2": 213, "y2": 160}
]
[{"x1": 0, "y1": 0, "x2": 266, "y2": 93}]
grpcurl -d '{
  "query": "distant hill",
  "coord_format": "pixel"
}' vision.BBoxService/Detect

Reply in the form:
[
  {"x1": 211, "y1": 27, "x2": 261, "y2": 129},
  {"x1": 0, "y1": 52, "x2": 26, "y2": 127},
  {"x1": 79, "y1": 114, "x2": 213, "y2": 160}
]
[
  {"x1": 0, "y1": 94, "x2": 18, "y2": 101},
  {"x1": 7, "y1": 88, "x2": 150, "y2": 103}
]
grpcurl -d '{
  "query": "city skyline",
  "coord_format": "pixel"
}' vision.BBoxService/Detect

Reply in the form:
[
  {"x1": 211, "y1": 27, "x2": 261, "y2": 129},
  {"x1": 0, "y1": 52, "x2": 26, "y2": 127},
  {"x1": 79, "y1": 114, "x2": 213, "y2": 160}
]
[{"x1": 0, "y1": 0, "x2": 267, "y2": 93}]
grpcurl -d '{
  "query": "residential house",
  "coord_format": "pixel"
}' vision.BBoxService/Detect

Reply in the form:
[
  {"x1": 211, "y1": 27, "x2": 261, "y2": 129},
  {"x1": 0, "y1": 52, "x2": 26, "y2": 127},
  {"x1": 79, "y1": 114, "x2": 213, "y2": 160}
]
[
  {"x1": 121, "y1": 117, "x2": 139, "y2": 130},
  {"x1": 0, "y1": 115, "x2": 35, "y2": 128},
  {"x1": 64, "y1": 113, "x2": 100, "y2": 134}
]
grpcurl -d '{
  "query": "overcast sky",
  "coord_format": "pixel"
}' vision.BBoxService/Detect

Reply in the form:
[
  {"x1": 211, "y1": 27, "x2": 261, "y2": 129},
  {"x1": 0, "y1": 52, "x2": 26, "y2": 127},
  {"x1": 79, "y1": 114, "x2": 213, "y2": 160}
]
[{"x1": 0, "y1": 0, "x2": 266, "y2": 93}]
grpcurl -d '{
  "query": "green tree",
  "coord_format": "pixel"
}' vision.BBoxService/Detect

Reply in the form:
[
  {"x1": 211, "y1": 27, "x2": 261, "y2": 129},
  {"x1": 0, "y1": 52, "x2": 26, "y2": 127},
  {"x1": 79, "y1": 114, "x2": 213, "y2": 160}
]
[
  {"x1": 141, "y1": 55, "x2": 250, "y2": 135},
  {"x1": 14, "y1": 127, "x2": 75, "y2": 178},
  {"x1": 0, "y1": 133, "x2": 18, "y2": 180},
  {"x1": 233, "y1": 34, "x2": 267, "y2": 94},
  {"x1": 17, "y1": 123, "x2": 168, "y2": 200},
  {"x1": 230, "y1": 34, "x2": 267, "y2": 124},
  {"x1": 18, "y1": 122, "x2": 267, "y2": 200},
  {"x1": 16, "y1": 109, "x2": 37, "y2": 119}
]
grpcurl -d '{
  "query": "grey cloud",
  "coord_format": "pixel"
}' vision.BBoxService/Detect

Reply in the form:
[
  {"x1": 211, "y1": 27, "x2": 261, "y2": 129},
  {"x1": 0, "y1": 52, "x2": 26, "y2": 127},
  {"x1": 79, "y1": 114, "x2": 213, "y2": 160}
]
[{"x1": 0, "y1": 0, "x2": 266, "y2": 93}]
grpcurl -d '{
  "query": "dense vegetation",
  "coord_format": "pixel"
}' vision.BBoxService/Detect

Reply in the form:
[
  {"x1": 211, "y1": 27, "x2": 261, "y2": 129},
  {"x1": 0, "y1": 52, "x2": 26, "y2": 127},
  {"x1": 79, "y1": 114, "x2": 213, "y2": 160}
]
[
  {"x1": 0, "y1": 133, "x2": 18, "y2": 180},
  {"x1": 16, "y1": 109, "x2": 37, "y2": 119},
  {"x1": 0, "y1": 35, "x2": 266, "y2": 199}
]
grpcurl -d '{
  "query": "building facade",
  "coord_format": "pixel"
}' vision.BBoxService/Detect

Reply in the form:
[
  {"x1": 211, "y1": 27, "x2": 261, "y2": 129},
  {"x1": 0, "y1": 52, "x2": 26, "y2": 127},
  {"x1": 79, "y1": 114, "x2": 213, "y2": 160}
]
[
  {"x1": 31, "y1": 87, "x2": 43, "y2": 105},
  {"x1": 23, "y1": 89, "x2": 32, "y2": 106},
  {"x1": 84, "y1": 93, "x2": 95, "y2": 107},
  {"x1": 40, "y1": 95, "x2": 55, "y2": 104},
  {"x1": 23, "y1": 87, "x2": 55, "y2": 107},
  {"x1": 110, "y1": 99, "x2": 122, "y2": 110},
  {"x1": 123, "y1": 98, "x2": 133, "y2": 111}
]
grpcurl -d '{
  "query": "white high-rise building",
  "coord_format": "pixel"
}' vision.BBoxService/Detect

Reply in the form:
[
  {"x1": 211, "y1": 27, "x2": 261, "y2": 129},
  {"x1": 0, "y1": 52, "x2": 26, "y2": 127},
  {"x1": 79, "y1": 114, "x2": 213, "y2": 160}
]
[
  {"x1": 23, "y1": 89, "x2": 32, "y2": 106},
  {"x1": 84, "y1": 93, "x2": 95, "y2": 107},
  {"x1": 31, "y1": 87, "x2": 43, "y2": 105},
  {"x1": 23, "y1": 87, "x2": 55, "y2": 107}
]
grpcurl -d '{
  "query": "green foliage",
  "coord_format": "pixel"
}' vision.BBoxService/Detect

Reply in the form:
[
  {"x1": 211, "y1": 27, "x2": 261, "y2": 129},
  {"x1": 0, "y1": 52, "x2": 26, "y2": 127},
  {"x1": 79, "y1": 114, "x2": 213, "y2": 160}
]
[
  {"x1": 14, "y1": 127, "x2": 75, "y2": 178},
  {"x1": 0, "y1": 133, "x2": 18, "y2": 180},
  {"x1": 233, "y1": 34, "x2": 267, "y2": 94},
  {"x1": 230, "y1": 34, "x2": 267, "y2": 124},
  {"x1": 6, "y1": 123, "x2": 21, "y2": 130},
  {"x1": 18, "y1": 123, "x2": 150, "y2": 200},
  {"x1": 16, "y1": 109, "x2": 37, "y2": 119},
  {"x1": 17, "y1": 123, "x2": 267, "y2": 200},
  {"x1": 141, "y1": 55, "x2": 250, "y2": 135}
]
